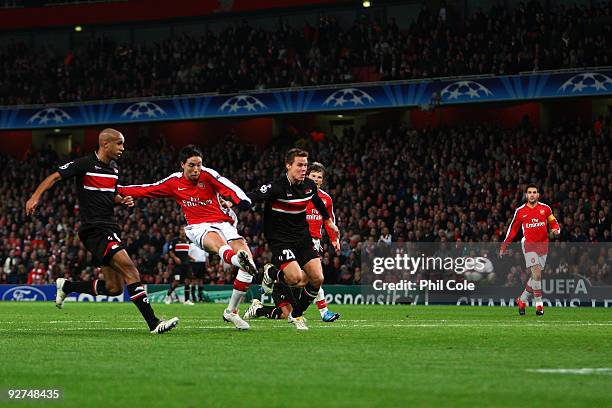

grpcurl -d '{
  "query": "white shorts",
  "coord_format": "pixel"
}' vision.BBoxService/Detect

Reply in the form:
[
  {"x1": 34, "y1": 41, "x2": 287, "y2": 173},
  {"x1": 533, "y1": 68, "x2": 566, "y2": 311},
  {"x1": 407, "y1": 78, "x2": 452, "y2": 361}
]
[
  {"x1": 185, "y1": 222, "x2": 243, "y2": 251},
  {"x1": 522, "y1": 241, "x2": 547, "y2": 269}
]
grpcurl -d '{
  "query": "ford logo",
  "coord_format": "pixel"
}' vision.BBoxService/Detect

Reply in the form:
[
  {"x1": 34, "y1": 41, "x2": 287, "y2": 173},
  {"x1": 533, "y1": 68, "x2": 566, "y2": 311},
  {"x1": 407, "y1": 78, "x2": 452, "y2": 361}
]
[{"x1": 2, "y1": 286, "x2": 48, "y2": 301}]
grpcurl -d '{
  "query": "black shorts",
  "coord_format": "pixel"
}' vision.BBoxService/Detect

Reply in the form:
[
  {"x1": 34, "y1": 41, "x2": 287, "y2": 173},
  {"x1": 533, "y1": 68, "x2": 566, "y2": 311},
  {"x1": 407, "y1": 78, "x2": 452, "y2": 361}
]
[
  {"x1": 78, "y1": 224, "x2": 125, "y2": 267},
  {"x1": 173, "y1": 264, "x2": 192, "y2": 282},
  {"x1": 271, "y1": 283, "x2": 301, "y2": 308},
  {"x1": 191, "y1": 262, "x2": 206, "y2": 279},
  {"x1": 271, "y1": 239, "x2": 319, "y2": 270}
]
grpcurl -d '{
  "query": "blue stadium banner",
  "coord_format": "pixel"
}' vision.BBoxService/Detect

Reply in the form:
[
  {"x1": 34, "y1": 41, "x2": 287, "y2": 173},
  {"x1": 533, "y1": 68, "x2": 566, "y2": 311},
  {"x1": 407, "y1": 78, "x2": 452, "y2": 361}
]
[
  {"x1": 1, "y1": 70, "x2": 611, "y2": 130},
  {"x1": 0, "y1": 284, "x2": 129, "y2": 302}
]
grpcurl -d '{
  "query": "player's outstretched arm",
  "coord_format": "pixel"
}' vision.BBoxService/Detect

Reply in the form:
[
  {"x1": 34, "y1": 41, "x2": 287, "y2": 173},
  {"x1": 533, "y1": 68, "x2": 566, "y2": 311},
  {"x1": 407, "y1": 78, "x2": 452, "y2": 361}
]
[
  {"x1": 118, "y1": 176, "x2": 174, "y2": 199},
  {"x1": 25, "y1": 172, "x2": 62, "y2": 216}
]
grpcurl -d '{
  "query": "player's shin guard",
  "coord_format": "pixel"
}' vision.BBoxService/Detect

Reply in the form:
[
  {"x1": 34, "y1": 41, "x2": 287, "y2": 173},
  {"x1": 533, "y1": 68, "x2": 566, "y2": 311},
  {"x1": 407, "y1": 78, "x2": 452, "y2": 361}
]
[
  {"x1": 127, "y1": 282, "x2": 158, "y2": 330},
  {"x1": 531, "y1": 279, "x2": 543, "y2": 307},
  {"x1": 519, "y1": 277, "x2": 534, "y2": 302},
  {"x1": 291, "y1": 283, "x2": 319, "y2": 318},
  {"x1": 314, "y1": 287, "x2": 329, "y2": 317},
  {"x1": 256, "y1": 305, "x2": 283, "y2": 319},
  {"x1": 227, "y1": 270, "x2": 252, "y2": 313},
  {"x1": 218, "y1": 245, "x2": 241, "y2": 269},
  {"x1": 62, "y1": 279, "x2": 109, "y2": 296}
]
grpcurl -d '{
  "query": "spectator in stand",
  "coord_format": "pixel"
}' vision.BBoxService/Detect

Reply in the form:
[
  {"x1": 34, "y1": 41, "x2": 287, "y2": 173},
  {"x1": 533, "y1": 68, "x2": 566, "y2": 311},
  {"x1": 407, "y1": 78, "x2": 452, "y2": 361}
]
[
  {"x1": 1, "y1": 2, "x2": 611, "y2": 105},
  {"x1": 2, "y1": 119, "x2": 609, "y2": 286}
]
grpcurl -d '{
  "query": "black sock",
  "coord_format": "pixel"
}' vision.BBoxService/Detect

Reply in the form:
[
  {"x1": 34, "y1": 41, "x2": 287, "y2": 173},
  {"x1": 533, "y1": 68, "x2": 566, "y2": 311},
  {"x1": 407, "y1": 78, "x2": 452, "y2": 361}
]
[
  {"x1": 127, "y1": 282, "x2": 158, "y2": 330},
  {"x1": 62, "y1": 279, "x2": 108, "y2": 295},
  {"x1": 167, "y1": 286, "x2": 175, "y2": 296},
  {"x1": 256, "y1": 305, "x2": 283, "y2": 319},
  {"x1": 291, "y1": 283, "x2": 319, "y2": 318},
  {"x1": 191, "y1": 285, "x2": 197, "y2": 302},
  {"x1": 198, "y1": 286, "x2": 204, "y2": 301},
  {"x1": 184, "y1": 284, "x2": 190, "y2": 302}
]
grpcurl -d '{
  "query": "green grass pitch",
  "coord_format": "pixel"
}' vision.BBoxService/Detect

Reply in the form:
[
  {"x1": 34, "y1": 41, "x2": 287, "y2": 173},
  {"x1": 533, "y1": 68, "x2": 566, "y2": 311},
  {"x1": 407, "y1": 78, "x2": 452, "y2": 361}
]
[{"x1": 0, "y1": 303, "x2": 610, "y2": 407}]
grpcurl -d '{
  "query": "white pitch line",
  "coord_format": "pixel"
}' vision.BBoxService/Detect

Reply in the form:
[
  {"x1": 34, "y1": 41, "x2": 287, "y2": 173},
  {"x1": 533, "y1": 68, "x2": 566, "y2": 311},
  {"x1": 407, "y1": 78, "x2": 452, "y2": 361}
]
[
  {"x1": 2, "y1": 321, "x2": 612, "y2": 332},
  {"x1": 526, "y1": 368, "x2": 612, "y2": 375}
]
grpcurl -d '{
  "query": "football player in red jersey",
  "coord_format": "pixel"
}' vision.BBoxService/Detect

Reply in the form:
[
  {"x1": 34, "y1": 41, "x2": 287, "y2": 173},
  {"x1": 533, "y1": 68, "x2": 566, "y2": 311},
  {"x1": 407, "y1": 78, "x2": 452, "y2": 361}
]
[
  {"x1": 305, "y1": 162, "x2": 341, "y2": 322},
  {"x1": 119, "y1": 145, "x2": 257, "y2": 330},
  {"x1": 500, "y1": 184, "x2": 560, "y2": 316}
]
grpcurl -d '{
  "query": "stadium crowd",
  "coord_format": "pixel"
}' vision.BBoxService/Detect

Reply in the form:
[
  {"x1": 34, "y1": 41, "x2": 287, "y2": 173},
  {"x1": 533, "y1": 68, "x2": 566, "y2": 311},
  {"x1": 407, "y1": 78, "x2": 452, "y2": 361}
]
[
  {"x1": 0, "y1": 119, "x2": 610, "y2": 287},
  {"x1": 1, "y1": 1, "x2": 611, "y2": 105}
]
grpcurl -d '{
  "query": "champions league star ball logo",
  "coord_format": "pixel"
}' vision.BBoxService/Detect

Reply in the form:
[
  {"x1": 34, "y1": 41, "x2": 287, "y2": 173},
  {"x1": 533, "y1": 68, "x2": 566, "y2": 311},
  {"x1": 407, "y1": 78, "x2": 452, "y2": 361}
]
[
  {"x1": 323, "y1": 88, "x2": 375, "y2": 107},
  {"x1": 440, "y1": 81, "x2": 493, "y2": 100},
  {"x1": 558, "y1": 73, "x2": 612, "y2": 93},
  {"x1": 218, "y1": 95, "x2": 267, "y2": 113},
  {"x1": 122, "y1": 102, "x2": 166, "y2": 119},
  {"x1": 27, "y1": 108, "x2": 72, "y2": 125}
]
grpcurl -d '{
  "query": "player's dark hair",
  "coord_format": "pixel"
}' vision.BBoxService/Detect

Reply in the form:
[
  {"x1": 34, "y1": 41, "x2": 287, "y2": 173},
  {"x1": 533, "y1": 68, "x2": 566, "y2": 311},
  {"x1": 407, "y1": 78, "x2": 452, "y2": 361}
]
[
  {"x1": 285, "y1": 148, "x2": 308, "y2": 165},
  {"x1": 525, "y1": 183, "x2": 538, "y2": 193},
  {"x1": 179, "y1": 145, "x2": 203, "y2": 164},
  {"x1": 307, "y1": 162, "x2": 326, "y2": 177}
]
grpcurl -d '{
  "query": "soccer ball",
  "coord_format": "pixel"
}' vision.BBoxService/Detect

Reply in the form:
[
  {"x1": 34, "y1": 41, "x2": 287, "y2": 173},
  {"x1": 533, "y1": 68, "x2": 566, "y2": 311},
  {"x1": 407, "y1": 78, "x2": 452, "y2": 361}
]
[{"x1": 464, "y1": 258, "x2": 494, "y2": 282}]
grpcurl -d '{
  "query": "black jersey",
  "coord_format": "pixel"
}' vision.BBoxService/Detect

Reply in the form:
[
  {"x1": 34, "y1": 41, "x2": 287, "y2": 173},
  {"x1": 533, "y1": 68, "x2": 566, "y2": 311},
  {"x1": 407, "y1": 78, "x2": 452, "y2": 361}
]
[
  {"x1": 248, "y1": 174, "x2": 330, "y2": 245},
  {"x1": 168, "y1": 238, "x2": 191, "y2": 263},
  {"x1": 57, "y1": 152, "x2": 119, "y2": 228}
]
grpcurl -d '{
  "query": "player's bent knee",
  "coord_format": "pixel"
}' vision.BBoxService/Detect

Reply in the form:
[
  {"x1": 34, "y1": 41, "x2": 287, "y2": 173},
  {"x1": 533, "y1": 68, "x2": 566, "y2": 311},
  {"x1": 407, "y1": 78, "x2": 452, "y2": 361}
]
[{"x1": 310, "y1": 275, "x2": 324, "y2": 288}]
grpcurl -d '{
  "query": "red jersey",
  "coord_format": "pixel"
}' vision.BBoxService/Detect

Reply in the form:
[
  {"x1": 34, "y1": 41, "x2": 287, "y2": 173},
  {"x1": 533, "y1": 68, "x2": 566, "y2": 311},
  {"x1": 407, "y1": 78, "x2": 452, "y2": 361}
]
[
  {"x1": 118, "y1": 167, "x2": 250, "y2": 225},
  {"x1": 502, "y1": 202, "x2": 560, "y2": 255},
  {"x1": 27, "y1": 267, "x2": 45, "y2": 284},
  {"x1": 306, "y1": 189, "x2": 338, "y2": 241}
]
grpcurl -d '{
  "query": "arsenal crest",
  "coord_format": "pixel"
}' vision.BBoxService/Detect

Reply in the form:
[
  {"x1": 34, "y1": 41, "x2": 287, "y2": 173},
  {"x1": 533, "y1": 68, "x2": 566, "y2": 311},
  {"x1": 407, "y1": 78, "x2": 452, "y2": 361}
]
[
  {"x1": 539, "y1": 209, "x2": 545, "y2": 215},
  {"x1": 198, "y1": 182, "x2": 204, "y2": 188}
]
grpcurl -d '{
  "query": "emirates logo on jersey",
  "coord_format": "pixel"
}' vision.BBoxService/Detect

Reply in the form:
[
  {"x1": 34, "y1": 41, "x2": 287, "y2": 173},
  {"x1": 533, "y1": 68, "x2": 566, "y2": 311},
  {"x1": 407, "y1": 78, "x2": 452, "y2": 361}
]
[{"x1": 525, "y1": 218, "x2": 546, "y2": 228}]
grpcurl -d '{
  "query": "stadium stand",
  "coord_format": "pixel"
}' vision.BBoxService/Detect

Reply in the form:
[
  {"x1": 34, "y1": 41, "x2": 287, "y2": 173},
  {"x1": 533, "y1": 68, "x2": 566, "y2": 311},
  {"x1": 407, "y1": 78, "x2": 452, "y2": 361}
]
[
  {"x1": 1, "y1": 120, "x2": 609, "y2": 286},
  {"x1": 1, "y1": 1, "x2": 611, "y2": 105}
]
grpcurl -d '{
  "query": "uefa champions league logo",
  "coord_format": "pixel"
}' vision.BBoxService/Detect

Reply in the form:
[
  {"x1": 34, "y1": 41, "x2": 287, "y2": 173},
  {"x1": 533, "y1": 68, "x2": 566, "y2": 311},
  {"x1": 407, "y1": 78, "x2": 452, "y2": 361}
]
[
  {"x1": 322, "y1": 88, "x2": 375, "y2": 107},
  {"x1": 27, "y1": 108, "x2": 72, "y2": 125},
  {"x1": 440, "y1": 81, "x2": 493, "y2": 101},
  {"x1": 558, "y1": 73, "x2": 612, "y2": 93},
  {"x1": 121, "y1": 102, "x2": 166, "y2": 119},
  {"x1": 218, "y1": 95, "x2": 267, "y2": 113}
]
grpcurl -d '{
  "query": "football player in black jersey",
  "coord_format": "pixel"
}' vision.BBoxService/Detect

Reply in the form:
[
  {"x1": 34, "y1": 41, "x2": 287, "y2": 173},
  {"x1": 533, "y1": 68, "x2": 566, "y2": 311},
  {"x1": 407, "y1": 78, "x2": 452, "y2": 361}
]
[
  {"x1": 25, "y1": 128, "x2": 178, "y2": 334},
  {"x1": 243, "y1": 148, "x2": 339, "y2": 330}
]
